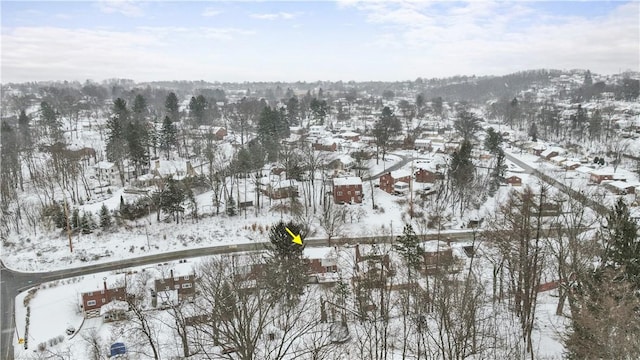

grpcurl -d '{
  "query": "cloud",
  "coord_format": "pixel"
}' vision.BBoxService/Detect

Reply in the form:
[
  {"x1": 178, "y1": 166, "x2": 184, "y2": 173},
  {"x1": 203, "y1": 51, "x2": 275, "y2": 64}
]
[
  {"x1": 343, "y1": 0, "x2": 640, "y2": 76},
  {"x1": 1, "y1": 26, "x2": 255, "y2": 82},
  {"x1": 97, "y1": 0, "x2": 144, "y2": 17},
  {"x1": 202, "y1": 7, "x2": 221, "y2": 17},
  {"x1": 250, "y1": 12, "x2": 298, "y2": 20}
]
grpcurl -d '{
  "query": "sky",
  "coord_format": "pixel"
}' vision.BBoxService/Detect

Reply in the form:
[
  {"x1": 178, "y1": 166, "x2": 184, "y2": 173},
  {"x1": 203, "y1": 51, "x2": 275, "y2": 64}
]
[{"x1": 1, "y1": 0, "x2": 639, "y2": 83}]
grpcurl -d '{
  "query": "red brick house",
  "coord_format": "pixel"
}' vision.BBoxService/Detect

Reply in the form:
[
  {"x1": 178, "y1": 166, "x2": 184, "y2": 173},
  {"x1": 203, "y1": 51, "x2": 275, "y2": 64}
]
[
  {"x1": 80, "y1": 274, "x2": 127, "y2": 318},
  {"x1": 504, "y1": 175, "x2": 522, "y2": 186},
  {"x1": 415, "y1": 168, "x2": 442, "y2": 183},
  {"x1": 154, "y1": 266, "x2": 196, "y2": 304},
  {"x1": 379, "y1": 169, "x2": 412, "y2": 194},
  {"x1": 212, "y1": 127, "x2": 227, "y2": 140},
  {"x1": 589, "y1": 169, "x2": 615, "y2": 184},
  {"x1": 313, "y1": 138, "x2": 338, "y2": 152},
  {"x1": 332, "y1": 177, "x2": 363, "y2": 204},
  {"x1": 305, "y1": 248, "x2": 339, "y2": 283},
  {"x1": 422, "y1": 241, "x2": 454, "y2": 274}
]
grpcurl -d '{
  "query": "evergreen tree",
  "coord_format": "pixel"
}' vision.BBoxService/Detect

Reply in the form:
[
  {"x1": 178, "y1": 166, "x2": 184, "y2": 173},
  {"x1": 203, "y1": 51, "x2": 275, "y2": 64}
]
[
  {"x1": 105, "y1": 98, "x2": 130, "y2": 185},
  {"x1": 40, "y1": 101, "x2": 63, "y2": 141},
  {"x1": 160, "y1": 116, "x2": 178, "y2": 159},
  {"x1": 17, "y1": 109, "x2": 32, "y2": 151},
  {"x1": 257, "y1": 107, "x2": 288, "y2": 162},
  {"x1": 484, "y1": 127, "x2": 504, "y2": 155},
  {"x1": 165, "y1": 92, "x2": 180, "y2": 122},
  {"x1": 81, "y1": 211, "x2": 95, "y2": 234},
  {"x1": 266, "y1": 221, "x2": 307, "y2": 301},
  {"x1": 449, "y1": 139, "x2": 475, "y2": 213},
  {"x1": 454, "y1": 110, "x2": 482, "y2": 141},
  {"x1": 132, "y1": 94, "x2": 147, "y2": 122},
  {"x1": 603, "y1": 198, "x2": 640, "y2": 288},
  {"x1": 188, "y1": 95, "x2": 207, "y2": 127},
  {"x1": 53, "y1": 202, "x2": 67, "y2": 229},
  {"x1": 159, "y1": 177, "x2": 185, "y2": 224},
  {"x1": 394, "y1": 224, "x2": 424, "y2": 272},
  {"x1": 588, "y1": 109, "x2": 603, "y2": 141},
  {"x1": 126, "y1": 120, "x2": 149, "y2": 176},
  {"x1": 1, "y1": 121, "x2": 21, "y2": 204},
  {"x1": 99, "y1": 204, "x2": 112, "y2": 230},
  {"x1": 528, "y1": 122, "x2": 538, "y2": 142}
]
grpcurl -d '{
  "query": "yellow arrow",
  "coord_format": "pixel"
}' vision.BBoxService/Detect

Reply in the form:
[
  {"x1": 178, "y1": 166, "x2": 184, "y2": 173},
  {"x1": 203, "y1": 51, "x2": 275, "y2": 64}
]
[{"x1": 285, "y1": 227, "x2": 303, "y2": 245}]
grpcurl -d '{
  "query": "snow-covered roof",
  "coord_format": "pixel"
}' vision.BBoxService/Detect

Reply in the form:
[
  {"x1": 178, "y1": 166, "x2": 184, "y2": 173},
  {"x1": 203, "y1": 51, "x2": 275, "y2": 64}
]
[
  {"x1": 340, "y1": 131, "x2": 360, "y2": 137},
  {"x1": 390, "y1": 169, "x2": 412, "y2": 179},
  {"x1": 415, "y1": 139, "x2": 432, "y2": 145},
  {"x1": 84, "y1": 273, "x2": 126, "y2": 293},
  {"x1": 100, "y1": 300, "x2": 128, "y2": 315},
  {"x1": 421, "y1": 240, "x2": 450, "y2": 252},
  {"x1": 590, "y1": 167, "x2": 615, "y2": 176},
  {"x1": 333, "y1": 176, "x2": 362, "y2": 187},
  {"x1": 605, "y1": 180, "x2": 639, "y2": 190},
  {"x1": 96, "y1": 161, "x2": 115, "y2": 169},
  {"x1": 304, "y1": 247, "x2": 336, "y2": 259}
]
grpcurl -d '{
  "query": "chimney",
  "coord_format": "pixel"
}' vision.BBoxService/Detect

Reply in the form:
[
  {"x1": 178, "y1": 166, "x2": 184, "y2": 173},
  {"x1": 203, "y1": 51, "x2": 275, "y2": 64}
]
[
  {"x1": 170, "y1": 269, "x2": 174, "y2": 279},
  {"x1": 103, "y1": 277, "x2": 107, "y2": 291}
]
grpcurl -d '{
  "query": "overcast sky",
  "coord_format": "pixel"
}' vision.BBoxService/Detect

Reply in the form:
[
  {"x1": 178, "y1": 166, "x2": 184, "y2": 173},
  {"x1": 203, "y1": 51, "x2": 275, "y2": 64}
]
[{"x1": 2, "y1": 1, "x2": 639, "y2": 83}]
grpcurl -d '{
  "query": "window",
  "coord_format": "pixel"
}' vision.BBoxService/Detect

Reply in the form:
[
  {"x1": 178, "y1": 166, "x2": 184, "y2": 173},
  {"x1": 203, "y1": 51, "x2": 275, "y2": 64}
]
[
  {"x1": 100, "y1": 290, "x2": 104, "y2": 294},
  {"x1": 175, "y1": 284, "x2": 180, "y2": 289},
  {"x1": 183, "y1": 275, "x2": 189, "y2": 280},
  {"x1": 87, "y1": 300, "x2": 96, "y2": 306},
  {"x1": 182, "y1": 283, "x2": 192, "y2": 289},
  {"x1": 88, "y1": 292, "x2": 93, "y2": 296},
  {"x1": 165, "y1": 286, "x2": 170, "y2": 291},
  {"x1": 355, "y1": 191, "x2": 361, "y2": 195},
  {"x1": 338, "y1": 191, "x2": 343, "y2": 196},
  {"x1": 102, "y1": 298, "x2": 106, "y2": 303},
  {"x1": 174, "y1": 277, "x2": 179, "y2": 282}
]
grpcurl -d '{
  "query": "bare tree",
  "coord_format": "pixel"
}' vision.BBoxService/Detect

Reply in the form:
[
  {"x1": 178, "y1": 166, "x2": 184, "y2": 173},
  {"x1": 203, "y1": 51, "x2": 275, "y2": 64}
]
[{"x1": 484, "y1": 185, "x2": 550, "y2": 357}]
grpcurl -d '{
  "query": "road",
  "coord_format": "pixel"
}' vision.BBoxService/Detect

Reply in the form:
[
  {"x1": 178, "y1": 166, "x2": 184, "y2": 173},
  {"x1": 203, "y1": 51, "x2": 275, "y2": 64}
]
[
  {"x1": 1, "y1": 229, "x2": 477, "y2": 360},
  {"x1": 364, "y1": 152, "x2": 414, "y2": 181},
  {"x1": 504, "y1": 151, "x2": 609, "y2": 216}
]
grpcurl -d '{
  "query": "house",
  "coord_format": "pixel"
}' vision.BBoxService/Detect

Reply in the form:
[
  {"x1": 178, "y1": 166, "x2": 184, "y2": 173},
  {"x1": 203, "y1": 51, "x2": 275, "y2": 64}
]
[
  {"x1": 414, "y1": 139, "x2": 432, "y2": 152},
  {"x1": 589, "y1": 168, "x2": 615, "y2": 184},
  {"x1": 353, "y1": 244, "x2": 394, "y2": 288},
  {"x1": 340, "y1": 131, "x2": 360, "y2": 142},
  {"x1": 603, "y1": 181, "x2": 638, "y2": 195},
  {"x1": 305, "y1": 247, "x2": 339, "y2": 284},
  {"x1": 540, "y1": 148, "x2": 559, "y2": 160},
  {"x1": 421, "y1": 241, "x2": 454, "y2": 274},
  {"x1": 154, "y1": 265, "x2": 197, "y2": 305},
  {"x1": 95, "y1": 161, "x2": 123, "y2": 185},
  {"x1": 564, "y1": 160, "x2": 581, "y2": 171},
  {"x1": 313, "y1": 138, "x2": 338, "y2": 152},
  {"x1": 212, "y1": 127, "x2": 227, "y2": 140},
  {"x1": 332, "y1": 176, "x2": 363, "y2": 204},
  {"x1": 415, "y1": 168, "x2": 442, "y2": 183},
  {"x1": 262, "y1": 179, "x2": 299, "y2": 199},
  {"x1": 151, "y1": 159, "x2": 198, "y2": 181},
  {"x1": 379, "y1": 169, "x2": 412, "y2": 194},
  {"x1": 504, "y1": 175, "x2": 522, "y2": 186},
  {"x1": 197, "y1": 126, "x2": 227, "y2": 140},
  {"x1": 327, "y1": 155, "x2": 355, "y2": 172},
  {"x1": 80, "y1": 274, "x2": 127, "y2": 318},
  {"x1": 532, "y1": 144, "x2": 546, "y2": 156}
]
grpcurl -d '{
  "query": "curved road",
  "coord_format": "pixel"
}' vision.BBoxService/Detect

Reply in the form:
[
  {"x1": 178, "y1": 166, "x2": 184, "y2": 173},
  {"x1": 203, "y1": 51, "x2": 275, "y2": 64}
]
[{"x1": 1, "y1": 229, "x2": 477, "y2": 360}]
